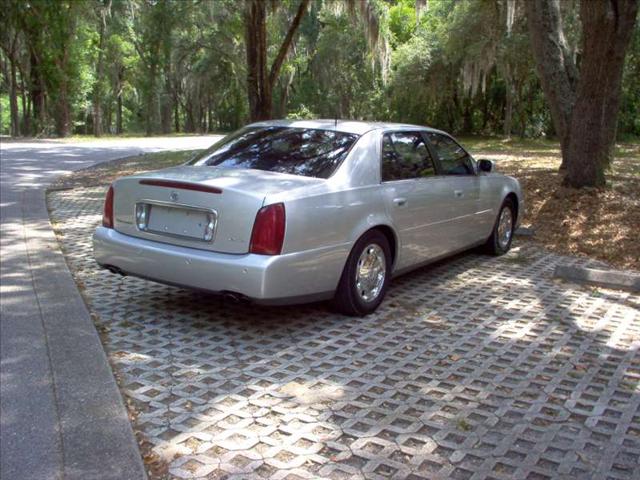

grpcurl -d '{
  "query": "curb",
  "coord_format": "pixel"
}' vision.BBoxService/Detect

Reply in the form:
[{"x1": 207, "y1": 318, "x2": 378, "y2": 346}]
[
  {"x1": 515, "y1": 227, "x2": 535, "y2": 237},
  {"x1": 1, "y1": 149, "x2": 149, "y2": 479},
  {"x1": 553, "y1": 265, "x2": 640, "y2": 292},
  {"x1": 29, "y1": 189, "x2": 148, "y2": 480}
]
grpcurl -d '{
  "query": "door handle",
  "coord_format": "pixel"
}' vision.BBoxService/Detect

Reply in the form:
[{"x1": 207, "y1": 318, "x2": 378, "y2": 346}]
[
  {"x1": 393, "y1": 197, "x2": 407, "y2": 207},
  {"x1": 454, "y1": 190, "x2": 464, "y2": 198}
]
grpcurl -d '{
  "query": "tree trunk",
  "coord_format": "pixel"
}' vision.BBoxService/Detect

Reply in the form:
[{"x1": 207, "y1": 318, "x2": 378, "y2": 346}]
[
  {"x1": 145, "y1": 64, "x2": 157, "y2": 136},
  {"x1": 54, "y1": 89, "x2": 71, "y2": 137},
  {"x1": 116, "y1": 94, "x2": 123, "y2": 134},
  {"x1": 524, "y1": 0, "x2": 578, "y2": 168},
  {"x1": 276, "y1": 48, "x2": 296, "y2": 118},
  {"x1": 244, "y1": 0, "x2": 269, "y2": 121},
  {"x1": 8, "y1": 56, "x2": 20, "y2": 136},
  {"x1": 244, "y1": 0, "x2": 309, "y2": 121},
  {"x1": 93, "y1": 2, "x2": 109, "y2": 137},
  {"x1": 30, "y1": 51, "x2": 46, "y2": 135},
  {"x1": 503, "y1": 81, "x2": 512, "y2": 138},
  {"x1": 207, "y1": 100, "x2": 213, "y2": 133},
  {"x1": 185, "y1": 99, "x2": 195, "y2": 133},
  {"x1": 54, "y1": 48, "x2": 72, "y2": 138},
  {"x1": 21, "y1": 77, "x2": 30, "y2": 136},
  {"x1": 115, "y1": 67, "x2": 123, "y2": 134},
  {"x1": 462, "y1": 99, "x2": 473, "y2": 134},
  {"x1": 84, "y1": 107, "x2": 90, "y2": 135},
  {"x1": 174, "y1": 96, "x2": 180, "y2": 133},
  {"x1": 564, "y1": 0, "x2": 638, "y2": 187},
  {"x1": 481, "y1": 93, "x2": 489, "y2": 132},
  {"x1": 105, "y1": 103, "x2": 112, "y2": 133},
  {"x1": 160, "y1": 73, "x2": 172, "y2": 134}
]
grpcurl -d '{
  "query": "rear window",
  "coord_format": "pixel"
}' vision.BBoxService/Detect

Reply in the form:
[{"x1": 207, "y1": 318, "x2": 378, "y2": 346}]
[{"x1": 188, "y1": 126, "x2": 359, "y2": 179}]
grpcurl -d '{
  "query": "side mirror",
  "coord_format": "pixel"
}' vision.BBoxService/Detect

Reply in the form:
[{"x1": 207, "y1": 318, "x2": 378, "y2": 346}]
[{"x1": 478, "y1": 159, "x2": 494, "y2": 173}]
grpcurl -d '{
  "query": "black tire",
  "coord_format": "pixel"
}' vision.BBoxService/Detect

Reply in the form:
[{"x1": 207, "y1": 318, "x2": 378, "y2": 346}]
[
  {"x1": 332, "y1": 230, "x2": 391, "y2": 316},
  {"x1": 485, "y1": 197, "x2": 516, "y2": 255}
]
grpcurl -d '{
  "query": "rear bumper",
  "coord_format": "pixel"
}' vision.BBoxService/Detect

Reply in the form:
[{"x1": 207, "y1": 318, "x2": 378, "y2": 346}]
[{"x1": 92, "y1": 227, "x2": 349, "y2": 304}]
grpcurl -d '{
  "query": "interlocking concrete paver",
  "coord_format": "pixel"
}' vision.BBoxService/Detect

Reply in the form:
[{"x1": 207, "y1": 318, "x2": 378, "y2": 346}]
[{"x1": 48, "y1": 185, "x2": 640, "y2": 479}]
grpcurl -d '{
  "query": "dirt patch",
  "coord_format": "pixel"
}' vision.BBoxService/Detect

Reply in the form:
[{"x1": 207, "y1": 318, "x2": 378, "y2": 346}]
[
  {"x1": 514, "y1": 170, "x2": 639, "y2": 270},
  {"x1": 465, "y1": 138, "x2": 639, "y2": 271}
]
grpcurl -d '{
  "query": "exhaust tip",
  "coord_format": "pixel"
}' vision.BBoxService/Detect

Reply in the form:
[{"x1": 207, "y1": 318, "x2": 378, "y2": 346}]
[
  {"x1": 220, "y1": 291, "x2": 249, "y2": 303},
  {"x1": 102, "y1": 264, "x2": 127, "y2": 277}
]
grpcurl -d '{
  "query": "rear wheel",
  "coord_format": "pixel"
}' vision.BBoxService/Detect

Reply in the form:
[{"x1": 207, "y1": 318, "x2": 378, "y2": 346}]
[
  {"x1": 333, "y1": 230, "x2": 391, "y2": 316},
  {"x1": 485, "y1": 198, "x2": 515, "y2": 255}
]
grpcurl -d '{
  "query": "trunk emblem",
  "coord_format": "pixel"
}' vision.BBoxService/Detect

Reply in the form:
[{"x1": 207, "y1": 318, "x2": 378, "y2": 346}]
[{"x1": 170, "y1": 191, "x2": 179, "y2": 202}]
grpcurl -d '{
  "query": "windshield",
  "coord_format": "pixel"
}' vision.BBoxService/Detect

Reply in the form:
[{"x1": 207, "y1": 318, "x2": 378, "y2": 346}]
[{"x1": 188, "y1": 126, "x2": 359, "y2": 179}]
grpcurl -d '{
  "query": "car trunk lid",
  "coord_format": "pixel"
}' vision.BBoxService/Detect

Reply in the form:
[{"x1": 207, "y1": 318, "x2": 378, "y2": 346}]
[{"x1": 112, "y1": 166, "x2": 321, "y2": 254}]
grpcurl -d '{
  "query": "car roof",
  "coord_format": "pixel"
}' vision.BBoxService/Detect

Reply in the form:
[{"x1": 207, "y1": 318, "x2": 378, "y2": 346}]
[{"x1": 246, "y1": 119, "x2": 445, "y2": 136}]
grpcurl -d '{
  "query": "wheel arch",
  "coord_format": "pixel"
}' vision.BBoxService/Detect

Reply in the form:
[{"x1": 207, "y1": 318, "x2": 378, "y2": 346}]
[
  {"x1": 370, "y1": 225, "x2": 398, "y2": 269},
  {"x1": 504, "y1": 191, "x2": 519, "y2": 224},
  {"x1": 349, "y1": 222, "x2": 399, "y2": 270}
]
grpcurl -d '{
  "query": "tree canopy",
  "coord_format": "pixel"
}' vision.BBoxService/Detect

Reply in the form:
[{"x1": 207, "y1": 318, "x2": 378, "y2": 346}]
[{"x1": 1, "y1": 0, "x2": 638, "y2": 185}]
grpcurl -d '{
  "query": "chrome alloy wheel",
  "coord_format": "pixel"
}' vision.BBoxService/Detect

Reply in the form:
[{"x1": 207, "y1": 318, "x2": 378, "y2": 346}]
[
  {"x1": 497, "y1": 207, "x2": 513, "y2": 249},
  {"x1": 355, "y1": 244, "x2": 386, "y2": 302}
]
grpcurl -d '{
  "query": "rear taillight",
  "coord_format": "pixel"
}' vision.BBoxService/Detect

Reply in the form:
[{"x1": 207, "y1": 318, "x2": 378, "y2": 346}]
[
  {"x1": 249, "y1": 203, "x2": 285, "y2": 255},
  {"x1": 102, "y1": 185, "x2": 114, "y2": 228}
]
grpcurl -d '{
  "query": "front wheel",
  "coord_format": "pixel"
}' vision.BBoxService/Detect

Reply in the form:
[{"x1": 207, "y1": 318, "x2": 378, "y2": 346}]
[
  {"x1": 485, "y1": 198, "x2": 516, "y2": 255},
  {"x1": 333, "y1": 230, "x2": 391, "y2": 316}
]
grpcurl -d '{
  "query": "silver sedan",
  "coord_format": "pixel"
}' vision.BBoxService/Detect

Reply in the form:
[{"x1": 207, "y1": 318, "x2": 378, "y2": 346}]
[{"x1": 93, "y1": 120, "x2": 523, "y2": 315}]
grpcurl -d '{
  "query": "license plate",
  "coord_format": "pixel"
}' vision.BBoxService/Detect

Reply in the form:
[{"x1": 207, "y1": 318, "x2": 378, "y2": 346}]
[{"x1": 136, "y1": 203, "x2": 216, "y2": 241}]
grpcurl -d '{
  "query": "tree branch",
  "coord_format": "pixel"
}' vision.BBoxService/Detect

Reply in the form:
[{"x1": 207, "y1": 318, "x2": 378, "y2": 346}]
[{"x1": 268, "y1": 0, "x2": 309, "y2": 89}]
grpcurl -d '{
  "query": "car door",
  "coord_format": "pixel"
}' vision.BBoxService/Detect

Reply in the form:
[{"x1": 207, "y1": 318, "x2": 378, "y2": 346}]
[
  {"x1": 424, "y1": 132, "x2": 487, "y2": 248},
  {"x1": 380, "y1": 130, "x2": 460, "y2": 270}
]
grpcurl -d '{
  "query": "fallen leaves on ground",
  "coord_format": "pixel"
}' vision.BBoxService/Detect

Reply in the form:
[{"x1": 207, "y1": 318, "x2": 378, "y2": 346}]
[{"x1": 473, "y1": 139, "x2": 639, "y2": 271}]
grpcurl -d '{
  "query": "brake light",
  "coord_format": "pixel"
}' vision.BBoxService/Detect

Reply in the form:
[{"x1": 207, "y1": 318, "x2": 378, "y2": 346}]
[
  {"x1": 138, "y1": 179, "x2": 222, "y2": 194},
  {"x1": 102, "y1": 185, "x2": 114, "y2": 228},
  {"x1": 249, "y1": 203, "x2": 285, "y2": 255}
]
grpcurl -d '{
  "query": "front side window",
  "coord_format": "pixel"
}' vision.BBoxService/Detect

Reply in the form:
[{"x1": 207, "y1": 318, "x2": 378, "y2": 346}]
[
  {"x1": 188, "y1": 126, "x2": 358, "y2": 179},
  {"x1": 426, "y1": 132, "x2": 474, "y2": 175},
  {"x1": 381, "y1": 132, "x2": 437, "y2": 181}
]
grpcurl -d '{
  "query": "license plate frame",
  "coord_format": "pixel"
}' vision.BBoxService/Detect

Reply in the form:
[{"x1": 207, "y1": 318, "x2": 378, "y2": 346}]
[{"x1": 135, "y1": 200, "x2": 218, "y2": 242}]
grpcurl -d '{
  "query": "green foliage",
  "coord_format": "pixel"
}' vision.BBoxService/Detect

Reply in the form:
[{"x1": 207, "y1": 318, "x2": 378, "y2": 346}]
[
  {"x1": 286, "y1": 104, "x2": 316, "y2": 120},
  {"x1": 0, "y1": 0, "x2": 637, "y2": 139},
  {"x1": 388, "y1": 0, "x2": 417, "y2": 47},
  {"x1": 289, "y1": 11, "x2": 380, "y2": 119},
  {"x1": 0, "y1": 94, "x2": 10, "y2": 133}
]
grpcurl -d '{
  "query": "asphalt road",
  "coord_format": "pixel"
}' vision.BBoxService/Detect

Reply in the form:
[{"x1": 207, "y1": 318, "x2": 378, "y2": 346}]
[{"x1": 0, "y1": 136, "x2": 220, "y2": 480}]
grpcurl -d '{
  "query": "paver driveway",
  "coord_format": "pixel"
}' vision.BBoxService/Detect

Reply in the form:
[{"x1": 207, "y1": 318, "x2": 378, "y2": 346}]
[{"x1": 49, "y1": 185, "x2": 639, "y2": 480}]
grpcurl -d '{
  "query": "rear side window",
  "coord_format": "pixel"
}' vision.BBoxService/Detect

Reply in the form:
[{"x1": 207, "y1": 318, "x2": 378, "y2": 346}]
[
  {"x1": 381, "y1": 132, "x2": 437, "y2": 181},
  {"x1": 425, "y1": 132, "x2": 474, "y2": 175},
  {"x1": 188, "y1": 126, "x2": 358, "y2": 179}
]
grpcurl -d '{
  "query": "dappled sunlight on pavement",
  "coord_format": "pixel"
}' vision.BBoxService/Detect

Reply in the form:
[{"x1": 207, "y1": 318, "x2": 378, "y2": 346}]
[
  {"x1": 49, "y1": 186, "x2": 639, "y2": 480},
  {"x1": 0, "y1": 136, "x2": 222, "y2": 479}
]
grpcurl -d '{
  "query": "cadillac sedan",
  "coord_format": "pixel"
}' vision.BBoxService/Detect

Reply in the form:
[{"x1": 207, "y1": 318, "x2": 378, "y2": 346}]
[{"x1": 93, "y1": 120, "x2": 523, "y2": 316}]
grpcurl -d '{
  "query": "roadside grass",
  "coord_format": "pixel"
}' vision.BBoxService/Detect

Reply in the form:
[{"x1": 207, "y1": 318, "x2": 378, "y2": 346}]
[
  {"x1": 1, "y1": 132, "x2": 226, "y2": 144},
  {"x1": 50, "y1": 149, "x2": 200, "y2": 190},
  {"x1": 59, "y1": 132, "x2": 226, "y2": 143},
  {"x1": 54, "y1": 136, "x2": 640, "y2": 270}
]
